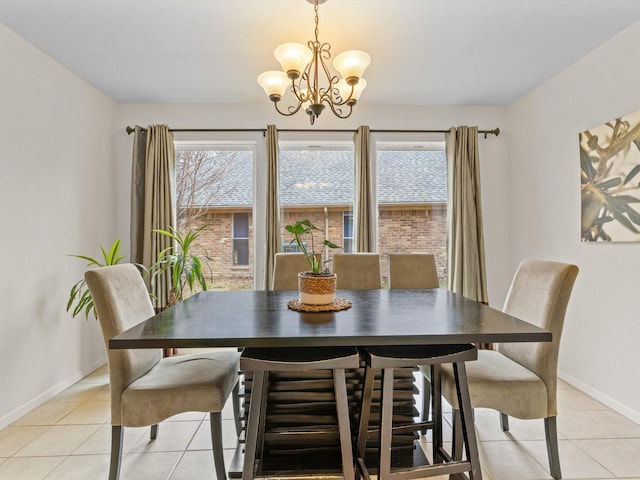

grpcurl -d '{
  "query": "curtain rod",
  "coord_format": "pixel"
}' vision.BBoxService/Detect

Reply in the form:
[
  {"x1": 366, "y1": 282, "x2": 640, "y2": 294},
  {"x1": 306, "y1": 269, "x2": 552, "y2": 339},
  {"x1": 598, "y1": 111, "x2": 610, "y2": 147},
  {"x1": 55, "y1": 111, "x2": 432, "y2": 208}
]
[{"x1": 125, "y1": 126, "x2": 500, "y2": 138}]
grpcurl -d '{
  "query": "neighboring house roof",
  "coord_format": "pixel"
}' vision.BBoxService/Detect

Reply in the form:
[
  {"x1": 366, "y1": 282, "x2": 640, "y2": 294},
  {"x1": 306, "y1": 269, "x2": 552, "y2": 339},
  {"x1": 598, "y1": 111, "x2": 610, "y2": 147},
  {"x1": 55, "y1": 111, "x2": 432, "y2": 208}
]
[{"x1": 181, "y1": 149, "x2": 446, "y2": 208}]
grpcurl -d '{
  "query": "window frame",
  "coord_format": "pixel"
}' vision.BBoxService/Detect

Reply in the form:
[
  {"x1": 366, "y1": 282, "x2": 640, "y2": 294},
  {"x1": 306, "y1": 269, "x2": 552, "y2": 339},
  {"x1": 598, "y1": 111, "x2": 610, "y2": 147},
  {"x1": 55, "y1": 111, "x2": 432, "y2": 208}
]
[
  {"x1": 373, "y1": 135, "x2": 448, "y2": 286},
  {"x1": 173, "y1": 133, "x2": 263, "y2": 288}
]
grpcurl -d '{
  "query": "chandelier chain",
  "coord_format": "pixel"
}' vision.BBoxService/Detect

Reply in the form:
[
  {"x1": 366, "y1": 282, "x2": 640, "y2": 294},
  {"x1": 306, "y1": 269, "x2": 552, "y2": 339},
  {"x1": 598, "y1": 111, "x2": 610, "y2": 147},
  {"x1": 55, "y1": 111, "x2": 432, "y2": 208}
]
[{"x1": 314, "y1": 0, "x2": 320, "y2": 44}]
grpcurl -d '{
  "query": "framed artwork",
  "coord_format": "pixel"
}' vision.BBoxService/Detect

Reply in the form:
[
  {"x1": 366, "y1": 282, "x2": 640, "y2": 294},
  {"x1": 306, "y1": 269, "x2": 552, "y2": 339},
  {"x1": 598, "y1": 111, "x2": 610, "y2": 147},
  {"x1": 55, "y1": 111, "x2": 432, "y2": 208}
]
[{"x1": 580, "y1": 109, "x2": 640, "y2": 241}]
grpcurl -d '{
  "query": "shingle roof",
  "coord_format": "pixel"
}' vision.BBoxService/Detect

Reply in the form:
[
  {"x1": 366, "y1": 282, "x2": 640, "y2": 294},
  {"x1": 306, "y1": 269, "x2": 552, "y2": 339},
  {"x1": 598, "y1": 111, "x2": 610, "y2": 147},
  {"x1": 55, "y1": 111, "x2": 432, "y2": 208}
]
[{"x1": 181, "y1": 149, "x2": 446, "y2": 207}]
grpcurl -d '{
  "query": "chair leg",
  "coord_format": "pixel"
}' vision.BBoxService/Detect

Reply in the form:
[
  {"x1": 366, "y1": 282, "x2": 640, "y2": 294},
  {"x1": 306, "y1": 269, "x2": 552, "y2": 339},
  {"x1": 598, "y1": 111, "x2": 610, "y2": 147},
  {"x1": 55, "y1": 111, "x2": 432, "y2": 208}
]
[
  {"x1": 232, "y1": 380, "x2": 242, "y2": 437},
  {"x1": 453, "y1": 361, "x2": 482, "y2": 480},
  {"x1": 500, "y1": 412, "x2": 509, "y2": 431},
  {"x1": 255, "y1": 372, "x2": 270, "y2": 467},
  {"x1": 150, "y1": 424, "x2": 158, "y2": 440},
  {"x1": 210, "y1": 412, "x2": 227, "y2": 480},
  {"x1": 109, "y1": 426, "x2": 123, "y2": 480},
  {"x1": 333, "y1": 368, "x2": 355, "y2": 480},
  {"x1": 431, "y1": 364, "x2": 443, "y2": 464},
  {"x1": 243, "y1": 371, "x2": 267, "y2": 480},
  {"x1": 451, "y1": 409, "x2": 464, "y2": 461},
  {"x1": 378, "y1": 367, "x2": 395, "y2": 480},
  {"x1": 356, "y1": 362, "x2": 375, "y2": 467},
  {"x1": 544, "y1": 416, "x2": 562, "y2": 480},
  {"x1": 421, "y1": 375, "x2": 430, "y2": 434}
]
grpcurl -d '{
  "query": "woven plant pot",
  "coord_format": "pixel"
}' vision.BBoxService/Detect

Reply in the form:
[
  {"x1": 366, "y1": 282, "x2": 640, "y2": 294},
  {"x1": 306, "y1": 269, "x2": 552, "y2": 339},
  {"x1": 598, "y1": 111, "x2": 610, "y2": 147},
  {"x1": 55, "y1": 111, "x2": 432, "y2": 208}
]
[{"x1": 298, "y1": 272, "x2": 337, "y2": 305}]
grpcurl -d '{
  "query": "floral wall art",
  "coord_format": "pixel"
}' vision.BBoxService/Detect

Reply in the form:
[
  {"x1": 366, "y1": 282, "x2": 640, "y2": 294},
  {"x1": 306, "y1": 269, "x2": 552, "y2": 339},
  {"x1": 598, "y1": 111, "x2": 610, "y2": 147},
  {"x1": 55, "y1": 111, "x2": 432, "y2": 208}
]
[{"x1": 580, "y1": 109, "x2": 640, "y2": 241}]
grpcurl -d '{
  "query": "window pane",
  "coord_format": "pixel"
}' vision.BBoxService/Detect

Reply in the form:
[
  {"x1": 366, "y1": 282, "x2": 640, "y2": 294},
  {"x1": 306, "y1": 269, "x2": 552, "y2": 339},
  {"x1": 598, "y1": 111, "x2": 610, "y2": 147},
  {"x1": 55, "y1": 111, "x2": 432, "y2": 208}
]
[
  {"x1": 175, "y1": 148, "x2": 253, "y2": 290},
  {"x1": 279, "y1": 148, "x2": 354, "y2": 266},
  {"x1": 343, "y1": 212, "x2": 353, "y2": 237},
  {"x1": 377, "y1": 148, "x2": 447, "y2": 287},
  {"x1": 233, "y1": 212, "x2": 249, "y2": 238},
  {"x1": 233, "y1": 239, "x2": 249, "y2": 266},
  {"x1": 343, "y1": 212, "x2": 353, "y2": 253}
]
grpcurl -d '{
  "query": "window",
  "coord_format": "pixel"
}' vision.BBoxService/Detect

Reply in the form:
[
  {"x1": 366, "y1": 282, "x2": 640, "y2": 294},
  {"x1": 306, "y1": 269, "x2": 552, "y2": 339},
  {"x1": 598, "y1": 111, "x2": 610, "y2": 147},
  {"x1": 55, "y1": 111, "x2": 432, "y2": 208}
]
[
  {"x1": 174, "y1": 142, "x2": 255, "y2": 290},
  {"x1": 281, "y1": 241, "x2": 306, "y2": 253},
  {"x1": 343, "y1": 211, "x2": 353, "y2": 253},
  {"x1": 278, "y1": 140, "x2": 354, "y2": 265},
  {"x1": 376, "y1": 143, "x2": 447, "y2": 286},
  {"x1": 233, "y1": 213, "x2": 249, "y2": 266}
]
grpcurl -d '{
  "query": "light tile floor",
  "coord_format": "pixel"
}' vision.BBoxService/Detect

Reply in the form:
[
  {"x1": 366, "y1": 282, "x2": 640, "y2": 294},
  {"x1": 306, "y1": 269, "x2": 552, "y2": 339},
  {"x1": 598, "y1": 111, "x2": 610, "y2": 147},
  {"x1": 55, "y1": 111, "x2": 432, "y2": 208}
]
[{"x1": 0, "y1": 365, "x2": 639, "y2": 480}]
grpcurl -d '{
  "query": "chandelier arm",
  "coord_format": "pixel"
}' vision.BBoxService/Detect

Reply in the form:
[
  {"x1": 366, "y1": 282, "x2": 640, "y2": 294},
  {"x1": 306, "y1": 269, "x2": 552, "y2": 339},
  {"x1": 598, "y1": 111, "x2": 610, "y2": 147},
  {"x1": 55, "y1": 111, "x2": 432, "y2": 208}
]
[
  {"x1": 274, "y1": 100, "x2": 304, "y2": 117},
  {"x1": 300, "y1": 58, "x2": 317, "y2": 103},
  {"x1": 316, "y1": 45, "x2": 344, "y2": 105},
  {"x1": 317, "y1": 43, "x2": 333, "y2": 94},
  {"x1": 329, "y1": 75, "x2": 354, "y2": 106},
  {"x1": 291, "y1": 79, "x2": 308, "y2": 103},
  {"x1": 325, "y1": 100, "x2": 353, "y2": 119}
]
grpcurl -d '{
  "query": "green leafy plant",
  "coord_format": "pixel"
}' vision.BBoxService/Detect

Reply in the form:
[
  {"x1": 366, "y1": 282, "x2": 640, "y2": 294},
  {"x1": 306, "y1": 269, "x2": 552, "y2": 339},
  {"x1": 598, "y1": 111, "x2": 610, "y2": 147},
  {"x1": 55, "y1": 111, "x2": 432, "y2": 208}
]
[
  {"x1": 150, "y1": 225, "x2": 212, "y2": 306},
  {"x1": 284, "y1": 219, "x2": 340, "y2": 274},
  {"x1": 67, "y1": 239, "x2": 125, "y2": 319}
]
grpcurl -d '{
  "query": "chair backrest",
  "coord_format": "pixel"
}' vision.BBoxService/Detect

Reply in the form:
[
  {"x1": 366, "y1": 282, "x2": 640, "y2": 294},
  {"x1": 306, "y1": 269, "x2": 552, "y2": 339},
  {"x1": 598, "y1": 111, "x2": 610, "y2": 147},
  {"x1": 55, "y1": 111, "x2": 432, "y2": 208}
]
[
  {"x1": 497, "y1": 259, "x2": 579, "y2": 416},
  {"x1": 388, "y1": 253, "x2": 439, "y2": 289},
  {"x1": 273, "y1": 253, "x2": 316, "y2": 291},
  {"x1": 332, "y1": 253, "x2": 381, "y2": 290},
  {"x1": 84, "y1": 263, "x2": 161, "y2": 424}
]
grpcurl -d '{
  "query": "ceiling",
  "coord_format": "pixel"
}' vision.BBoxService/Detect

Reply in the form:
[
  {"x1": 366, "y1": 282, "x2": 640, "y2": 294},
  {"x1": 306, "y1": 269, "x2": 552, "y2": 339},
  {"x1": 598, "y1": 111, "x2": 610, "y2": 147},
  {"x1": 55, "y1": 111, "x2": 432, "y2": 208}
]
[{"x1": 2, "y1": 0, "x2": 640, "y2": 106}]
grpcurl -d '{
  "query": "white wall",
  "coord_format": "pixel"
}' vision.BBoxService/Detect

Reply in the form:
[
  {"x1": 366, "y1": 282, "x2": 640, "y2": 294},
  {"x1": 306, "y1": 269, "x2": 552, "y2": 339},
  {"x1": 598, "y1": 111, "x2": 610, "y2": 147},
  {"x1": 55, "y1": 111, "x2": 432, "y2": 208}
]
[
  {"x1": 0, "y1": 24, "x2": 117, "y2": 427},
  {"x1": 507, "y1": 21, "x2": 640, "y2": 421}
]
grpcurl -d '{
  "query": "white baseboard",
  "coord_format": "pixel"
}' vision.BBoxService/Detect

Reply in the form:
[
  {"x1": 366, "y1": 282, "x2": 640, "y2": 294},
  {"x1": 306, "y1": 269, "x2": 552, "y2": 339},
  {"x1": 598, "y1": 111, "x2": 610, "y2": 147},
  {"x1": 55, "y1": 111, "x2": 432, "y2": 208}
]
[
  {"x1": 0, "y1": 357, "x2": 107, "y2": 430},
  {"x1": 559, "y1": 370, "x2": 640, "y2": 424}
]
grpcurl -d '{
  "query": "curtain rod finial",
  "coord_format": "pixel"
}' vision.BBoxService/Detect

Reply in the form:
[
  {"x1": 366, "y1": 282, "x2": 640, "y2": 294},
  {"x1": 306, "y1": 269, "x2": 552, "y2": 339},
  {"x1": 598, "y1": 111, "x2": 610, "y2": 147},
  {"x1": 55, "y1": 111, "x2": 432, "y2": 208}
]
[
  {"x1": 483, "y1": 127, "x2": 500, "y2": 139},
  {"x1": 126, "y1": 126, "x2": 135, "y2": 135}
]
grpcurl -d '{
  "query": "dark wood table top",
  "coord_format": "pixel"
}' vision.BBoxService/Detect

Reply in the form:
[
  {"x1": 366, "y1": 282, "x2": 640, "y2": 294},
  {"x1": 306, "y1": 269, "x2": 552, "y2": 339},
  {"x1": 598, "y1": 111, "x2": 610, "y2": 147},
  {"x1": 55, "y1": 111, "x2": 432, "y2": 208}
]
[{"x1": 109, "y1": 289, "x2": 551, "y2": 349}]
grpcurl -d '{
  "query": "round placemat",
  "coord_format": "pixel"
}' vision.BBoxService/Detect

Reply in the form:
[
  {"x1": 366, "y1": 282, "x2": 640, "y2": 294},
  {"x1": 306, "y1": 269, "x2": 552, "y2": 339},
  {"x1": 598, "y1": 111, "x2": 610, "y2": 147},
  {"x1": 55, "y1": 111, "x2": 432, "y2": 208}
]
[{"x1": 287, "y1": 298, "x2": 352, "y2": 312}]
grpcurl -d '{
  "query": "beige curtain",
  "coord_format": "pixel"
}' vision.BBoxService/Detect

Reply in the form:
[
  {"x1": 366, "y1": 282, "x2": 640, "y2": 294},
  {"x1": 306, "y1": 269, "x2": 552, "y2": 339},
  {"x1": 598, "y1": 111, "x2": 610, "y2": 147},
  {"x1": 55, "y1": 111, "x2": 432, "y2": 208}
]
[
  {"x1": 446, "y1": 126, "x2": 488, "y2": 304},
  {"x1": 130, "y1": 124, "x2": 176, "y2": 310},
  {"x1": 265, "y1": 125, "x2": 282, "y2": 290},
  {"x1": 353, "y1": 125, "x2": 375, "y2": 252}
]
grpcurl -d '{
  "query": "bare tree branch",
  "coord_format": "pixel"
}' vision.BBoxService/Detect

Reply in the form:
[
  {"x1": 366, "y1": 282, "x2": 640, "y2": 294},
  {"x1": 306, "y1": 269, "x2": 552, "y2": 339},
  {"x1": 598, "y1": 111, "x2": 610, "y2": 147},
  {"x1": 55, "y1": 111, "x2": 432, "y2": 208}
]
[{"x1": 175, "y1": 150, "x2": 241, "y2": 229}]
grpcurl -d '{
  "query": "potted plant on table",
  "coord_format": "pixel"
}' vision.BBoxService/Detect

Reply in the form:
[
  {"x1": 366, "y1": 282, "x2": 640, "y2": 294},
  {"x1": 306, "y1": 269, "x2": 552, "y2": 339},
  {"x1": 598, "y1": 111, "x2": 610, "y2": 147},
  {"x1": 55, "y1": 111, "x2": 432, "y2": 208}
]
[{"x1": 284, "y1": 219, "x2": 341, "y2": 305}]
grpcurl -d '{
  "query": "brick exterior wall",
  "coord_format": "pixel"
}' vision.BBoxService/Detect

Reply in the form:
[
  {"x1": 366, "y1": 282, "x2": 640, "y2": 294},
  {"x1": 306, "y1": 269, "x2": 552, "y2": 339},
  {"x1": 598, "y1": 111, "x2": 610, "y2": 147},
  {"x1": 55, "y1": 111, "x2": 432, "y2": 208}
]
[
  {"x1": 182, "y1": 205, "x2": 447, "y2": 287},
  {"x1": 378, "y1": 206, "x2": 447, "y2": 284}
]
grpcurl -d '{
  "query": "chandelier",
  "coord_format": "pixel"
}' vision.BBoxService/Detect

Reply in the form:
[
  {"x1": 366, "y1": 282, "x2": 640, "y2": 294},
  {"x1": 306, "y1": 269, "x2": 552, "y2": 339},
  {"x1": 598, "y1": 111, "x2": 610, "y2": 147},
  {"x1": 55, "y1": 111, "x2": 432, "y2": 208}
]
[{"x1": 257, "y1": 0, "x2": 370, "y2": 125}]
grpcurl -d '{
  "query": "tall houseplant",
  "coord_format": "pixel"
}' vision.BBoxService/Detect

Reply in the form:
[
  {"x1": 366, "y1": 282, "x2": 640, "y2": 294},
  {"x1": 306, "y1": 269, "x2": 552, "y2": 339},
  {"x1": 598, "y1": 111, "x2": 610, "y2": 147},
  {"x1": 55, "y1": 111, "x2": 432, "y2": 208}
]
[
  {"x1": 284, "y1": 219, "x2": 341, "y2": 305},
  {"x1": 149, "y1": 225, "x2": 212, "y2": 308},
  {"x1": 67, "y1": 239, "x2": 126, "y2": 319}
]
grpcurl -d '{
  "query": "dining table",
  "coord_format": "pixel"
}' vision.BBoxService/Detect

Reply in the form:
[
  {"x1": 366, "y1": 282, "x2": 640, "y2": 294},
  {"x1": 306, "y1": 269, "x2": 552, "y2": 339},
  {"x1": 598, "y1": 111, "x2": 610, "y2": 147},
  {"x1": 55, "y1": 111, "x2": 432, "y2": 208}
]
[{"x1": 109, "y1": 288, "x2": 551, "y2": 479}]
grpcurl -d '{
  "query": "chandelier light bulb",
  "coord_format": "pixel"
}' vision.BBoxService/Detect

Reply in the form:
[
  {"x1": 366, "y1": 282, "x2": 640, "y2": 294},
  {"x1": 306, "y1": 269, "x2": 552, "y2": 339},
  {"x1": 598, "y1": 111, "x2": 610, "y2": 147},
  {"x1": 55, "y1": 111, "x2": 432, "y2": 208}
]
[
  {"x1": 256, "y1": 71, "x2": 289, "y2": 100},
  {"x1": 274, "y1": 43, "x2": 312, "y2": 79},
  {"x1": 333, "y1": 50, "x2": 371, "y2": 83},
  {"x1": 336, "y1": 78, "x2": 367, "y2": 105}
]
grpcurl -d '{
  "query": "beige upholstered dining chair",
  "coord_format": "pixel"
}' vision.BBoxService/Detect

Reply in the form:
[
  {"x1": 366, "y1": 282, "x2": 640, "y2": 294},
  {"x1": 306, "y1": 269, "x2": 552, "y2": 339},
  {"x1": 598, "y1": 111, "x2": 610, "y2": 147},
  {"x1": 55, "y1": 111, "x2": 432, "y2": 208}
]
[
  {"x1": 388, "y1": 253, "x2": 439, "y2": 289},
  {"x1": 85, "y1": 264, "x2": 241, "y2": 480},
  {"x1": 421, "y1": 259, "x2": 578, "y2": 480},
  {"x1": 332, "y1": 253, "x2": 381, "y2": 289},
  {"x1": 272, "y1": 252, "x2": 317, "y2": 290}
]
